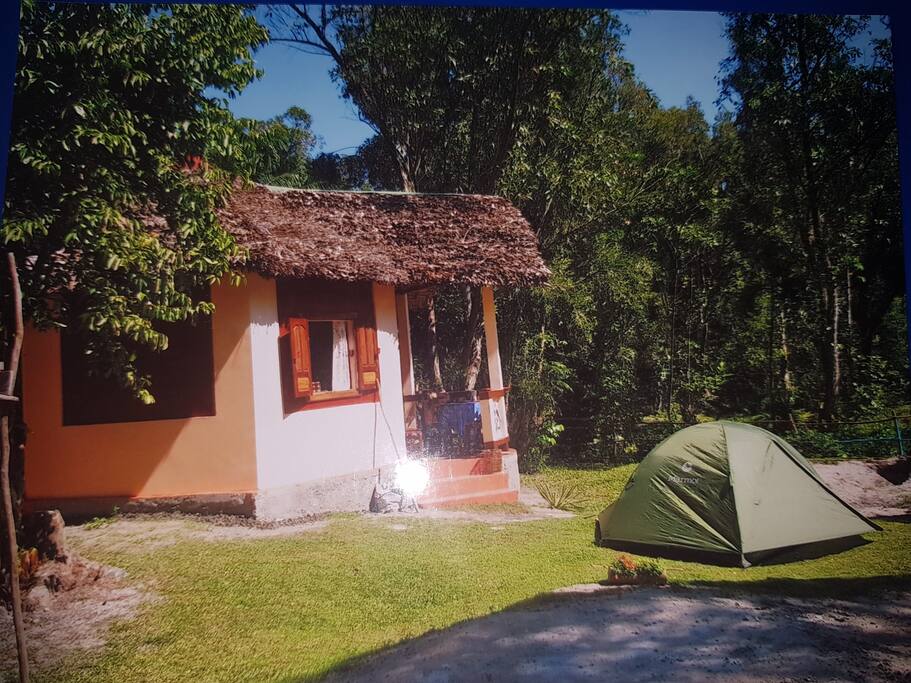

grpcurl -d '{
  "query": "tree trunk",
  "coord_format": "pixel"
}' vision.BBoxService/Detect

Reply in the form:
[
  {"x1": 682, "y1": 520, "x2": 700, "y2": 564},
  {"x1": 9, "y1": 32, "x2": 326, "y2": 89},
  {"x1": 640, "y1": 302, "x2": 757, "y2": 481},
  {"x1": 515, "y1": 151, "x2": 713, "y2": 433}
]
[
  {"x1": 843, "y1": 268, "x2": 854, "y2": 402},
  {"x1": 818, "y1": 277, "x2": 841, "y2": 423},
  {"x1": 794, "y1": 17, "x2": 841, "y2": 424},
  {"x1": 666, "y1": 264, "x2": 678, "y2": 422},
  {"x1": 779, "y1": 310, "x2": 795, "y2": 404},
  {"x1": 425, "y1": 293, "x2": 443, "y2": 390},
  {"x1": 767, "y1": 290, "x2": 775, "y2": 413},
  {"x1": 461, "y1": 286, "x2": 484, "y2": 391},
  {"x1": 399, "y1": 164, "x2": 416, "y2": 193}
]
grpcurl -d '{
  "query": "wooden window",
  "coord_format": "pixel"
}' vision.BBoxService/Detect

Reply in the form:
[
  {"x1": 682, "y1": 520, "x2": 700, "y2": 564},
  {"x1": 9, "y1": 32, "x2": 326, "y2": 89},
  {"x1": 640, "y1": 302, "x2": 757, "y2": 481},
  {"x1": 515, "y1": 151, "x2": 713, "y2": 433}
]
[
  {"x1": 288, "y1": 318, "x2": 313, "y2": 398},
  {"x1": 60, "y1": 315, "x2": 216, "y2": 426},
  {"x1": 277, "y1": 278, "x2": 379, "y2": 412},
  {"x1": 293, "y1": 318, "x2": 358, "y2": 398}
]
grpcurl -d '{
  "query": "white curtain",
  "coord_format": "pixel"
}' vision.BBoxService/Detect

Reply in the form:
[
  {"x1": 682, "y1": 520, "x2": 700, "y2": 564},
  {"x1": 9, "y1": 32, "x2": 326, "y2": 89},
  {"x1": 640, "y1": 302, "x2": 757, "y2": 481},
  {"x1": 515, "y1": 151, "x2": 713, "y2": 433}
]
[{"x1": 331, "y1": 321, "x2": 351, "y2": 391}]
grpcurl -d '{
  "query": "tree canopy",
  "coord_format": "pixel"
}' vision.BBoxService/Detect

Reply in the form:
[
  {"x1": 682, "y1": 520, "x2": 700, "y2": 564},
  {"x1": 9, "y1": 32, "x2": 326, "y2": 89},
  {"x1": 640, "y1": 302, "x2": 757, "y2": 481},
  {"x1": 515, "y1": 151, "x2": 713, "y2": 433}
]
[
  {"x1": 2, "y1": 2, "x2": 267, "y2": 401},
  {"x1": 271, "y1": 8, "x2": 904, "y2": 466},
  {"x1": 3, "y1": 5, "x2": 904, "y2": 471}
]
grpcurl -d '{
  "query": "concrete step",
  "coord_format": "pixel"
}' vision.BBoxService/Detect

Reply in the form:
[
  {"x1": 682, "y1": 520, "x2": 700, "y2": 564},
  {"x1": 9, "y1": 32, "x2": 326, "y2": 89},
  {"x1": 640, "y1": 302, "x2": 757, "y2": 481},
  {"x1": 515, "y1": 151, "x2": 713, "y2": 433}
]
[
  {"x1": 423, "y1": 455, "x2": 501, "y2": 479},
  {"x1": 419, "y1": 471, "x2": 509, "y2": 501},
  {"x1": 417, "y1": 487, "x2": 519, "y2": 508}
]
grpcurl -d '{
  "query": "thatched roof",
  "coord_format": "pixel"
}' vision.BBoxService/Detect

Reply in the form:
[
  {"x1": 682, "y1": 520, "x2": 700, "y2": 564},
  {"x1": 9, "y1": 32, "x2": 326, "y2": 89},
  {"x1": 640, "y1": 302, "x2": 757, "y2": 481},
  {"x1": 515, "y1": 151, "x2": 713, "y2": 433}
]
[{"x1": 218, "y1": 184, "x2": 549, "y2": 287}]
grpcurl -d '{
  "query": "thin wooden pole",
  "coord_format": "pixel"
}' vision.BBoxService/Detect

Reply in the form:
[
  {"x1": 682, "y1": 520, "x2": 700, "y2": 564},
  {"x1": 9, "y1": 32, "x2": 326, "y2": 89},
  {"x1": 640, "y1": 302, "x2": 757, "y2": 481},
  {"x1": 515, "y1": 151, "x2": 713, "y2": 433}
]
[
  {"x1": 2, "y1": 253, "x2": 22, "y2": 396},
  {"x1": 893, "y1": 411, "x2": 905, "y2": 458},
  {"x1": 2, "y1": 251, "x2": 28, "y2": 683}
]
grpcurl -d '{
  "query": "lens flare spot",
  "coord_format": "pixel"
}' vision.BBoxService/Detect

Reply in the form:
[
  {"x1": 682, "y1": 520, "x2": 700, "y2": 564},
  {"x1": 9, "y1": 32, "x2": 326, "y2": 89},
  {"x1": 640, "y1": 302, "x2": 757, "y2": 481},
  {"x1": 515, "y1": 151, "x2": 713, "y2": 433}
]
[{"x1": 395, "y1": 459, "x2": 430, "y2": 497}]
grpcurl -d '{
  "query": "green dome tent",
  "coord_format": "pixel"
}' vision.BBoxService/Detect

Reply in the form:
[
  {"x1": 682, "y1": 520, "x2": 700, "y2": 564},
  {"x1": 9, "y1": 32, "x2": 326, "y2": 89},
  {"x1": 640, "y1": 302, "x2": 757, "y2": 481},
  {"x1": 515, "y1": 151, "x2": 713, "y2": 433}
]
[{"x1": 595, "y1": 421, "x2": 880, "y2": 567}]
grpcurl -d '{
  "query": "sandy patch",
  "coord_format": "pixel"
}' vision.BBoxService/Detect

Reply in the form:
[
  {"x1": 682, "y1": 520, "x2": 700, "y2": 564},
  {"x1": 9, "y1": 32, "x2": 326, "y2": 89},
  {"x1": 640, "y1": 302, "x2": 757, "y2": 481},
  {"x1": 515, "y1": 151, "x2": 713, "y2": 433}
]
[
  {"x1": 0, "y1": 555, "x2": 152, "y2": 675},
  {"x1": 368, "y1": 485, "x2": 575, "y2": 527},
  {"x1": 67, "y1": 516, "x2": 330, "y2": 556},
  {"x1": 325, "y1": 586, "x2": 911, "y2": 682},
  {"x1": 815, "y1": 460, "x2": 911, "y2": 518}
]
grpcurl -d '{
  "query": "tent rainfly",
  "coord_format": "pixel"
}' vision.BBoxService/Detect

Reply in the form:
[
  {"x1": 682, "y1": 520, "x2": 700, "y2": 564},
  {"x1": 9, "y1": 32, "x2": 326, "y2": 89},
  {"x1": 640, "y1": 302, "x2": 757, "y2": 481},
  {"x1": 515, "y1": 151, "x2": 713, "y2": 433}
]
[{"x1": 595, "y1": 421, "x2": 880, "y2": 567}]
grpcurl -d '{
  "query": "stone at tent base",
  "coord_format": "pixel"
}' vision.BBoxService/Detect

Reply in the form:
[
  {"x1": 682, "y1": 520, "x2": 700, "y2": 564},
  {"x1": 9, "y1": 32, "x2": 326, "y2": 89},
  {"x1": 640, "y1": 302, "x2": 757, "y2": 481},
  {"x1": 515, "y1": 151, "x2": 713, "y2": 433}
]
[
  {"x1": 23, "y1": 509, "x2": 67, "y2": 562},
  {"x1": 603, "y1": 570, "x2": 669, "y2": 586}
]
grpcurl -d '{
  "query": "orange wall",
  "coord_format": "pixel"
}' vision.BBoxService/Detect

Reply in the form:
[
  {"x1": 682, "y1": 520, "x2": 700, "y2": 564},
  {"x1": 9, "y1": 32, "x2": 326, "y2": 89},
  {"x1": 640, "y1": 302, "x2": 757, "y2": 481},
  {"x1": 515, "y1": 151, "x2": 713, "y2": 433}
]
[{"x1": 23, "y1": 283, "x2": 258, "y2": 500}]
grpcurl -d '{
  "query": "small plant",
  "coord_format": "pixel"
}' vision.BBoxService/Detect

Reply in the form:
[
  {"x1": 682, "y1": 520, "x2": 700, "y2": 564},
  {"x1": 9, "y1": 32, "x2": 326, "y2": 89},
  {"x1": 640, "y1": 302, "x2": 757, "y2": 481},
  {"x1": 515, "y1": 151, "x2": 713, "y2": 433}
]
[
  {"x1": 608, "y1": 554, "x2": 638, "y2": 579},
  {"x1": 84, "y1": 505, "x2": 120, "y2": 530},
  {"x1": 635, "y1": 558, "x2": 665, "y2": 577},
  {"x1": 535, "y1": 478, "x2": 588, "y2": 511},
  {"x1": 606, "y1": 554, "x2": 667, "y2": 585},
  {"x1": 17, "y1": 547, "x2": 40, "y2": 580}
]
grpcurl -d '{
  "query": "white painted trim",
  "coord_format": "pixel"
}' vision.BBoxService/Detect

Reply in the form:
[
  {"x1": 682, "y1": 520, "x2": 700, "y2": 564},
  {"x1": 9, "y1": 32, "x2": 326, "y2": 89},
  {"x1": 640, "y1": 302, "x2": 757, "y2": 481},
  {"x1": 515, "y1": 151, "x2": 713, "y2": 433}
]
[{"x1": 482, "y1": 286, "x2": 504, "y2": 390}]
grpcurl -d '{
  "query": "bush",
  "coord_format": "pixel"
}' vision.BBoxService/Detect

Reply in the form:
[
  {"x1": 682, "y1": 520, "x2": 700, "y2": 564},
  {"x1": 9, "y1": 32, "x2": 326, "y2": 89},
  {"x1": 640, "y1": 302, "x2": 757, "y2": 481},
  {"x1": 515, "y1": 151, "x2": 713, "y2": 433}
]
[{"x1": 786, "y1": 429, "x2": 849, "y2": 459}]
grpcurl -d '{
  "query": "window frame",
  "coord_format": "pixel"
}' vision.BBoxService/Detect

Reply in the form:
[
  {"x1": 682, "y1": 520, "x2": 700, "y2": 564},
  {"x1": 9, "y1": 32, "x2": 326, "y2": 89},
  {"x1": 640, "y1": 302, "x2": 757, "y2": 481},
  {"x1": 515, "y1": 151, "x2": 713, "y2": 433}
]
[
  {"x1": 276, "y1": 278, "x2": 381, "y2": 415},
  {"x1": 306, "y1": 318, "x2": 359, "y2": 400},
  {"x1": 59, "y1": 308, "x2": 216, "y2": 426}
]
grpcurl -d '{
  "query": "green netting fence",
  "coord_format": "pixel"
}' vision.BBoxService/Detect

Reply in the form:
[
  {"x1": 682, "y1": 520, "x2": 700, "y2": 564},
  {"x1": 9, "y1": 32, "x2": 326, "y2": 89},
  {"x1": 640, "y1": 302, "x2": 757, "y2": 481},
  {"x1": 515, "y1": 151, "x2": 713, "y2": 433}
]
[{"x1": 555, "y1": 411, "x2": 911, "y2": 465}]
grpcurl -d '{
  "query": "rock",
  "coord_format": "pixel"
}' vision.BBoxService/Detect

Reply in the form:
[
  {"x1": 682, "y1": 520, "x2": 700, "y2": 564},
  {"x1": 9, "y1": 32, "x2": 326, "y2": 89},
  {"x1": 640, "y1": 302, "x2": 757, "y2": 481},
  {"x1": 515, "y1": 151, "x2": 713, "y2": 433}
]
[
  {"x1": 877, "y1": 458, "x2": 911, "y2": 485},
  {"x1": 370, "y1": 484, "x2": 417, "y2": 513},
  {"x1": 23, "y1": 509, "x2": 67, "y2": 561},
  {"x1": 24, "y1": 583, "x2": 53, "y2": 612}
]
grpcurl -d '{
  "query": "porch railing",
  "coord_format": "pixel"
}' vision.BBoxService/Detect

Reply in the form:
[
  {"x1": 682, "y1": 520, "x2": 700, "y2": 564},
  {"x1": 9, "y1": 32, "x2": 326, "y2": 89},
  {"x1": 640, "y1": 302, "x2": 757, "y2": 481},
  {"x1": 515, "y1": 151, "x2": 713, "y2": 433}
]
[{"x1": 404, "y1": 390, "x2": 483, "y2": 458}]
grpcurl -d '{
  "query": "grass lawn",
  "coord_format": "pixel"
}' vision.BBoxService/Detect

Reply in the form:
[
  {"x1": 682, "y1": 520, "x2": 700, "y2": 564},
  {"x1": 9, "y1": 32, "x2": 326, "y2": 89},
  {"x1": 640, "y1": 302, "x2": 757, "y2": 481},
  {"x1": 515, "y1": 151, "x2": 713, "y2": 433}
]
[{"x1": 38, "y1": 465, "x2": 911, "y2": 683}]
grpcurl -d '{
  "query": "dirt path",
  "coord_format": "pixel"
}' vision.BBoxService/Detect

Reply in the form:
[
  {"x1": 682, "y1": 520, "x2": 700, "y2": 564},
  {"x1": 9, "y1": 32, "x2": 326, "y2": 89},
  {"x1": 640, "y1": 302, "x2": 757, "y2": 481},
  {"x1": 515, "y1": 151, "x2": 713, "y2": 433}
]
[
  {"x1": 815, "y1": 460, "x2": 911, "y2": 518},
  {"x1": 325, "y1": 585, "x2": 911, "y2": 682}
]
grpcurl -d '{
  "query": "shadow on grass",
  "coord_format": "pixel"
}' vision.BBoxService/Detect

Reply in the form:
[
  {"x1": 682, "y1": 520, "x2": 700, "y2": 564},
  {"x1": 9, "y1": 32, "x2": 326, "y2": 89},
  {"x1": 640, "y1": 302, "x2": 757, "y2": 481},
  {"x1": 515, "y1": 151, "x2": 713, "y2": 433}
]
[
  {"x1": 875, "y1": 513, "x2": 911, "y2": 523},
  {"x1": 596, "y1": 534, "x2": 874, "y2": 567},
  {"x1": 681, "y1": 573, "x2": 911, "y2": 598}
]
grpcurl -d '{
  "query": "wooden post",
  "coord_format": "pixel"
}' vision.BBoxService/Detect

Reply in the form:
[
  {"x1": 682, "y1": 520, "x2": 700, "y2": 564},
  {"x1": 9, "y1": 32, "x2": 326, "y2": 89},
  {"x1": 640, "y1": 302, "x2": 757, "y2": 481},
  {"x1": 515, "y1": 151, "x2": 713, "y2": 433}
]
[{"x1": 2, "y1": 252, "x2": 28, "y2": 683}]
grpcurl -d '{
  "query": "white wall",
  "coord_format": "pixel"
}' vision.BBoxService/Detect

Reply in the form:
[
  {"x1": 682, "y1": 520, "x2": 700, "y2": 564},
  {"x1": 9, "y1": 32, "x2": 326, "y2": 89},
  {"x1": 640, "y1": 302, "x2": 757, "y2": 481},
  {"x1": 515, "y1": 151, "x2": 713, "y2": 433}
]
[{"x1": 247, "y1": 274, "x2": 406, "y2": 492}]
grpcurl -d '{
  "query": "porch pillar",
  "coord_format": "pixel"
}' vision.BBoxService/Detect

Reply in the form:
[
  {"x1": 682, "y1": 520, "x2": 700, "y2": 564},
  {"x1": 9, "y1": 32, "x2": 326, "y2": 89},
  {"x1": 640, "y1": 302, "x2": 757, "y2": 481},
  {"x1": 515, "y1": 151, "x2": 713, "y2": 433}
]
[
  {"x1": 396, "y1": 292, "x2": 419, "y2": 435},
  {"x1": 396, "y1": 292, "x2": 415, "y2": 395},
  {"x1": 479, "y1": 286, "x2": 509, "y2": 449},
  {"x1": 482, "y1": 286, "x2": 504, "y2": 390}
]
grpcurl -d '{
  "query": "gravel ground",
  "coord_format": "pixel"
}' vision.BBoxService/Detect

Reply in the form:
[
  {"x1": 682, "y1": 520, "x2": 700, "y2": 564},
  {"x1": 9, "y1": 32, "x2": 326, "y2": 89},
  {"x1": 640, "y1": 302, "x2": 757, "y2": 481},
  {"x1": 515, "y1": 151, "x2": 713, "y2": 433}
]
[{"x1": 325, "y1": 585, "x2": 911, "y2": 683}]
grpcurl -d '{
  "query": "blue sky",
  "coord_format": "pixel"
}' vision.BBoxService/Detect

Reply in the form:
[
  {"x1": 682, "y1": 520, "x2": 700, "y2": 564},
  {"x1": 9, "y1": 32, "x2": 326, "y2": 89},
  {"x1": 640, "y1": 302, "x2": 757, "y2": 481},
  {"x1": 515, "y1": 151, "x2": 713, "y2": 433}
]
[{"x1": 225, "y1": 10, "x2": 889, "y2": 154}]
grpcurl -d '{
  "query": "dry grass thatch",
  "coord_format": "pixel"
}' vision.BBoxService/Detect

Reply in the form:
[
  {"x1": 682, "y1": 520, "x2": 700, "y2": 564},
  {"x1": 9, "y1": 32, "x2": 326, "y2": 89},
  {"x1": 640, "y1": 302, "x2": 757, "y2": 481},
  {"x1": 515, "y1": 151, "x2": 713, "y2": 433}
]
[{"x1": 218, "y1": 184, "x2": 550, "y2": 287}]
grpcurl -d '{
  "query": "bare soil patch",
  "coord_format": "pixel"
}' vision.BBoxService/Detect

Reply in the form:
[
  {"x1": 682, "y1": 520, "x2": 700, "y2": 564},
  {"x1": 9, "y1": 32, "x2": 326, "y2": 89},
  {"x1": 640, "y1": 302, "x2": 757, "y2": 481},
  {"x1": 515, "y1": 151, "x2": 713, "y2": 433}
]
[
  {"x1": 0, "y1": 555, "x2": 152, "y2": 676},
  {"x1": 67, "y1": 515, "x2": 330, "y2": 556},
  {"x1": 816, "y1": 459, "x2": 911, "y2": 518}
]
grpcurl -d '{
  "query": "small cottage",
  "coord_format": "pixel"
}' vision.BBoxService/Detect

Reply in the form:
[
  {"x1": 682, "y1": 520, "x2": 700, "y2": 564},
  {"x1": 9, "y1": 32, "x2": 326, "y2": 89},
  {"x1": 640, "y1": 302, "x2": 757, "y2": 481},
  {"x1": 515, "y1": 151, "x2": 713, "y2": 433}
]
[{"x1": 21, "y1": 185, "x2": 549, "y2": 520}]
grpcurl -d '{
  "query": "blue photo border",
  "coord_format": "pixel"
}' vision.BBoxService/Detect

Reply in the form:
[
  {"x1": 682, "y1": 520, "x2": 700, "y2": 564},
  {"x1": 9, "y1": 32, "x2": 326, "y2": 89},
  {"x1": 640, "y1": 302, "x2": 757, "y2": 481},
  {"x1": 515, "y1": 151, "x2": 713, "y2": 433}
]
[{"x1": 0, "y1": 1, "x2": 909, "y2": 369}]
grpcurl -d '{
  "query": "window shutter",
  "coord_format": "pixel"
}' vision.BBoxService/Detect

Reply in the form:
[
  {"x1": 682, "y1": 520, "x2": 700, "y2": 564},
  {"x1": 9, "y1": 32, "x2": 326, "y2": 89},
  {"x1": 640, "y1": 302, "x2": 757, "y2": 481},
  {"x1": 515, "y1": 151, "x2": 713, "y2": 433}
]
[
  {"x1": 355, "y1": 324, "x2": 379, "y2": 391},
  {"x1": 288, "y1": 318, "x2": 313, "y2": 399}
]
